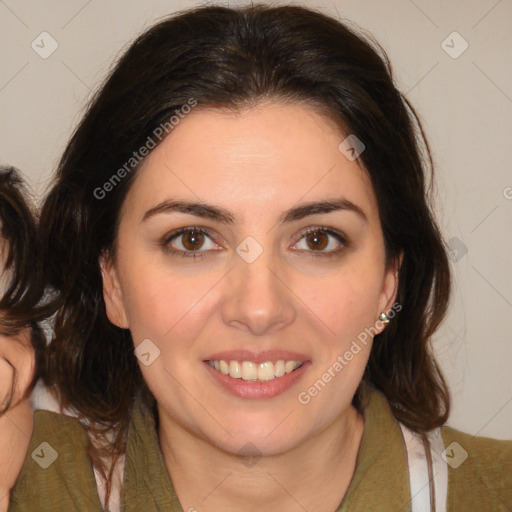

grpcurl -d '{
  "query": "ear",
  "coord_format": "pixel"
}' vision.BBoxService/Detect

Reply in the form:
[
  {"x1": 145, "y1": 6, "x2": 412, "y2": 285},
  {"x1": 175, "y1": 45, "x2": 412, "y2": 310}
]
[
  {"x1": 99, "y1": 252, "x2": 130, "y2": 329},
  {"x1": 376, "y1": 250, "x2": 403, "y2": 332}
]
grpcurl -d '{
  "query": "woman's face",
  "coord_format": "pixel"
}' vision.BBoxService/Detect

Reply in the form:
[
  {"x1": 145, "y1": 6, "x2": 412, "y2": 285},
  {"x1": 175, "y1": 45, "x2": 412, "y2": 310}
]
[{"x1": 101, "y1": 102, "x2": 400, "y2": 456}]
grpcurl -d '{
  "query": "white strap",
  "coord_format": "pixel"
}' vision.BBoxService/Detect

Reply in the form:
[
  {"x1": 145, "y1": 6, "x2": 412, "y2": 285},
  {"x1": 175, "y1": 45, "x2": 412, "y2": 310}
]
[
  {"x1": 93, "y1": 455, "x2": 124, "y2": 512},
  {"x1": 399, "y1": 422, "x2": 448, "y2": 512},
  {"x1": 429, "y1": 427, "x2": 449, "y2": 512}
]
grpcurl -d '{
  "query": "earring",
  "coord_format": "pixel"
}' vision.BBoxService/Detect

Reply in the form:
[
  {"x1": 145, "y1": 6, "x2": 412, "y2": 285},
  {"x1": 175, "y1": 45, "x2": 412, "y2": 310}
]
[{"x1": 379, "y1": 312, "x2": 390, "y2": 324}]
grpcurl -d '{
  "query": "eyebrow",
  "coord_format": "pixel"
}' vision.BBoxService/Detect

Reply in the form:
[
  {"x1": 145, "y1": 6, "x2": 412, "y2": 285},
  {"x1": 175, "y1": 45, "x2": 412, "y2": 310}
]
[{"x1": 141, "y1": 198, "x2": 368, "y2": 224}]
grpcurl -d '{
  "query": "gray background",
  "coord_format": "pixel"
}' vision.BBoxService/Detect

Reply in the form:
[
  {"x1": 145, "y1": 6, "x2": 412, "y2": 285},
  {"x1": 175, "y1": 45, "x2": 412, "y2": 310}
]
[{"x1": 1, "y1": 0, "x2": 511, "y2": 439}]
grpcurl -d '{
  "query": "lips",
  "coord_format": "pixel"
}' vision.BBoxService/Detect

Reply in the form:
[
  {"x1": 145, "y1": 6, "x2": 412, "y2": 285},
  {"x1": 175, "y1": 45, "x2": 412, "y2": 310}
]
[{"x1": 203, "y1": 349, "x2": 311, "y2": 399}]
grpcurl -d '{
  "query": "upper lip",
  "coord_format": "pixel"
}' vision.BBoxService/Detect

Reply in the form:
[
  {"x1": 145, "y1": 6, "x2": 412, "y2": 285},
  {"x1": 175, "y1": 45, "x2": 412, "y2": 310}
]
[{"x1": 204, "y1": 350, "x2": 310, "y2": 364}]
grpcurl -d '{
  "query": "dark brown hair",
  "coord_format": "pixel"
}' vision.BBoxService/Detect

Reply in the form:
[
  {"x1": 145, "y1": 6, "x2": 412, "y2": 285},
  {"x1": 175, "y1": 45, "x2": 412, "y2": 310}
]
[
  {"x1": 39, "y1": 3, "x2": 451, "y2": 505},
  {"x1": 0, "y1": 166, "x2": 46, "y2": 412}
]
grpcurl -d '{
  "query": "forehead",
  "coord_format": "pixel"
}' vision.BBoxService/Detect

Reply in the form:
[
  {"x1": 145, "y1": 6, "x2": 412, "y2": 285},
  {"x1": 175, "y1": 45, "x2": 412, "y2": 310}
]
[{"x1": 122, "y1": 102, "x2": 378, "y2": 224}]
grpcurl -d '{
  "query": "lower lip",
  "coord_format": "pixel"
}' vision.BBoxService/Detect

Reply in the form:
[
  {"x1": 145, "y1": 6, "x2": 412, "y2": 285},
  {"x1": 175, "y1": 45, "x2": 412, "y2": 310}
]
[{"x1": 203, "y1": 361, "x2": 311, "y2": 399}]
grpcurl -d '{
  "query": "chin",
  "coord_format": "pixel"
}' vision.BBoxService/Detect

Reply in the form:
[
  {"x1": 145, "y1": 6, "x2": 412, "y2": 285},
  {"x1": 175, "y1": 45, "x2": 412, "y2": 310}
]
[
  {"x1": 205, "y1": 417, "x2": 306, "y2": 458},
  {"x1": 217, "y1": 434, "x2": 299, "y2": 460}
]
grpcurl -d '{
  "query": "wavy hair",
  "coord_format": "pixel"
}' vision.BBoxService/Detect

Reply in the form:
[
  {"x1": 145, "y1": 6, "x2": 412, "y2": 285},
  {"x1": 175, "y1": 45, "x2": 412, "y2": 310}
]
[{"x1": 39, "y1": 4, "x2": 452, "y2": 506}]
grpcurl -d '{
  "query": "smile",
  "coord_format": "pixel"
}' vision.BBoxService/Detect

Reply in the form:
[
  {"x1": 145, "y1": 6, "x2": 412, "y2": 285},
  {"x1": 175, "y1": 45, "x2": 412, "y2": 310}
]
[{"x1": 207, "y1": 359, "x2": 303, "y2": 382}]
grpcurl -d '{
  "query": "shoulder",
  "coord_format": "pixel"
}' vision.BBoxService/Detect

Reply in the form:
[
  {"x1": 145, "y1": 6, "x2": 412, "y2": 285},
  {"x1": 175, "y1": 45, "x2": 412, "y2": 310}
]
[
  {"x1": 440, "y1": 425, "x2": 512, "y2": 511},
  {"x1": 9, "y1": 410, "x2": 103, "y2": 511},
  {"x1": 441, "y1": 424, "x2": 512, "y2": 462}
]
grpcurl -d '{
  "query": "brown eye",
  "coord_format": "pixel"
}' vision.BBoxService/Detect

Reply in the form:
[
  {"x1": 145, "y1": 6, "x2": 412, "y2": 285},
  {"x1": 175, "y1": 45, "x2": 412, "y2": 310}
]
[
  {"x1": 163, "y1": 227, "x2": 219, "y2": 258},
  {"x1": 181, "y1": 230, "x2": 205, "y2": 251},
  {"x1": 305, "y1": 231, "x2": 328, "y2": 251},
  {"x1": 293, "y1": 227, "x2": 348, "y2": 257}
]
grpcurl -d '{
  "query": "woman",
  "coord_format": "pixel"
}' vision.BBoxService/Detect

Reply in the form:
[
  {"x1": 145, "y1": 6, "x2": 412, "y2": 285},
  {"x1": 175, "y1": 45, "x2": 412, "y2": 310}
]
[
  {"x1": 0, "y1": 167, "x2": 46, "y2": 512},
  {"x1": 8, "y1": 4, "x2": 512, "y2": 511}
]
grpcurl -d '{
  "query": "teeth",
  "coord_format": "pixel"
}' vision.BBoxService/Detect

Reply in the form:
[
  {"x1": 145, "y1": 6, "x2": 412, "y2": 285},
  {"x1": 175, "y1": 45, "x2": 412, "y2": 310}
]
[
  {"x1": 285, "y1": 360, "x2": 298, "y2": 373},
  {"x1": 208, "y1": 359, "x2": 303, "y2": 381},
  {"x1": 275, "y1": 360, "x2": 285, "y2": 377},
  {"x1": 219, "y1": 360, "x2": 230, "y2": 375},
  {"x1": 230, "y1": 360, "x2": 241, "y2": 378},
  {"x1": 257, "y1": 362, "x2": 275, "y2": 381},
  {"x1": 241, "y1": 361, "x2": 258, "y2": 381}
]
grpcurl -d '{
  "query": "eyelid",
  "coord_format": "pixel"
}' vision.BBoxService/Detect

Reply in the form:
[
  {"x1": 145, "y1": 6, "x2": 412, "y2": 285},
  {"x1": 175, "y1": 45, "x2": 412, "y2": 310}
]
[
  {"x1": 293, "y1": 225, "x2": 347, "y2": 244},
  {"x1": 164, "y1": 225, "x2": 217, "y2": 242}
]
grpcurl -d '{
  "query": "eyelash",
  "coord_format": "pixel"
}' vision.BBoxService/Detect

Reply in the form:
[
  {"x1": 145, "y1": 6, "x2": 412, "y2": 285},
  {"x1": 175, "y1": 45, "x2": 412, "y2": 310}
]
[{"x1": 161, "y1": 225, "x2": 349, "y2": 260}]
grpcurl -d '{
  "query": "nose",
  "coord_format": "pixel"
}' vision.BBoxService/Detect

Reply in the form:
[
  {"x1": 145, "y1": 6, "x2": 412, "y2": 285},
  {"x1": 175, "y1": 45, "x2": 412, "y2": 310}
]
[{"x1": 220, "y1": 248, "x2": 296, "y2": 336}]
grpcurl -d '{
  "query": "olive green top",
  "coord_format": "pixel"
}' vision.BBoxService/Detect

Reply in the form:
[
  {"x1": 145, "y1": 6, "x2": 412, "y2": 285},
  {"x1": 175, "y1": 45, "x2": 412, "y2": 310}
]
[{"x1": 9, "y1": 387, "x2": 512, "y2": 511}]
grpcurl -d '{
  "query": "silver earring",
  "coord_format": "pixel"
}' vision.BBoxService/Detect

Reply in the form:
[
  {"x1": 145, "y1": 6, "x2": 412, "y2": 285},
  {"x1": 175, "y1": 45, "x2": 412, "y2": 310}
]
[{"x1": 379, "y1": 312, "x2": 390, "y2": 324}]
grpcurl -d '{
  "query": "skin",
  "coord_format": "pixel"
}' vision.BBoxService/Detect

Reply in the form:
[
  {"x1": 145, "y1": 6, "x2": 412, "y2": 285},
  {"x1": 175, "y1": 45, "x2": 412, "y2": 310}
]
[{"x1": 101, "y1": 101, "x2": 401, "y2": 512}]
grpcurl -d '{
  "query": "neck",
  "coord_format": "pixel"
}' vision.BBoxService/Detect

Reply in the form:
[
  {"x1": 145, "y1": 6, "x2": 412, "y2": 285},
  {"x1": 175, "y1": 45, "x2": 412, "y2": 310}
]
[{"x1": 158, "y1": 404, "x2": 365, "y2": 512}]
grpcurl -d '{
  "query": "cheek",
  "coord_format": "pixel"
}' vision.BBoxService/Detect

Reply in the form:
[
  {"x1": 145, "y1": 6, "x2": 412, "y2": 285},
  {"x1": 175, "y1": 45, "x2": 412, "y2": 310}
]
[
  {"x1": 295, "y1": 262, "x2": 383, "y2": 342},
  {"x1": 118, "y1": 260, "x2": 218, "y2": 346}
]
